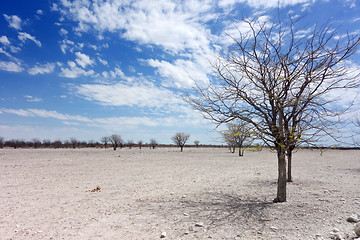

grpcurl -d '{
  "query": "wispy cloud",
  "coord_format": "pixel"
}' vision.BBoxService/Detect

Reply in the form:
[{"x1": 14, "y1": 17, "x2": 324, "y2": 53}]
[
  {"x1": 218, "y1": 0, "x2": 312, "y2": 9},
  {"x1": 18, "y1": 32, "x2": 42, "y2": 47},
  {"x1": 3, "y1": 14, "x2": 22, "y2": 30},
  {"x1": 74, "y1": 80, "x2": 181, "y2": 109},
  {"x1": 0, "y1": 108, "x2": 91, "y2": 122},
  {"x1": 24, "y1": 95, "x2": 42, "y2": 102}
]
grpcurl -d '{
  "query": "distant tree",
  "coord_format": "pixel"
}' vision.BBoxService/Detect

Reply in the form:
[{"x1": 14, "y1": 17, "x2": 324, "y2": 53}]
[
  {"x1": 172, "y1": 132, "x2": 190, "y2": 152},
  {"x1": 87, "y1": 140, "x2": 96, "y2": 148},
  {"x1": 221, "y1": 122, "x2": 252, "y2": 156},
  {"x1": 127, "y1": 139, "x2": 134, "y2": 149},
  {"x1": 32, "y1": 138, "x2": 42, "y2": 149},
  {"x1": 100, "y1": 136, "x2": 110, "y2": 148},
  {"x1": 194, "y1": 140, "x2": 200, "y2": 148},
  {"x1": 109, "y1": 134, "x2": 122, "y2": 150},
  {"x1": 149, "y1": 139, "x2": 158, "y2": 149},
  {"x1": 70, "y1": 138, "x2": 78, "y2": 149},
  {"x1": 0, "y1": 137, "x2": 4, "y2": 148},
  {"x1": 43, "y1": 139, "x2": 51, "y2": 148},
  {"x1": 137, "y1": 140, "x2": 143, "y2": 149},
  {"x1": 52, "y1": 139, "x2": 63, "y2": 148}
]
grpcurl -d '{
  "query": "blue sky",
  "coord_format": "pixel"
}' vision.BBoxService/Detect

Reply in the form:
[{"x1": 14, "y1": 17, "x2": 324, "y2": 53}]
[{"x1": 0, "y1": 0, "x2": 359, "y2": 145}]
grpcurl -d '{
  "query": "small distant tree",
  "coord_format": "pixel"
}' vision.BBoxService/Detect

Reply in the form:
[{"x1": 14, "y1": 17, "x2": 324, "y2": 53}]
[
  {"x1": 109, "y1": 134, "x2": 122, "y2": 150},
  {"x1": 101, "y1": 136, "x2": 110, "y2": 148},
  {"x1": 172, "y1": 132, "x2": 190, "y2": 152},
  {"x1": 0, "y1": 137, "x2": 4, "y2": 148},
  {"x1": 43, "y1": 139, "x2": 51, "y2": 148},
  {"x1": 137, "y1": 140, "x2": 143, "y2": 149},
  {"x1": 70, "y1": 138, "x2": 77, "y2": 149},
  {"x1": 221, "y1": 122, "x2": 252, "y2": 157},
  {"x1": 149, "y1": 139, "x2": 158, "y2": 149},
  {"x1": 127, "y1": 139, "x2": 134, "y2": 149},
  {"x1": 32, "y1": 138, "x2": 42, "y2": 149},
  {"x1": 194, "y1": 140, "x2": 200, "y2": 148}
]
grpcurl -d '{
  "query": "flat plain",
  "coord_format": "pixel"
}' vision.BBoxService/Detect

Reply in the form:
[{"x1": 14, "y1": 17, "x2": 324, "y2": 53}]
[{"x1": 0, "y1": 147, "x2": 359, "y2": 239}]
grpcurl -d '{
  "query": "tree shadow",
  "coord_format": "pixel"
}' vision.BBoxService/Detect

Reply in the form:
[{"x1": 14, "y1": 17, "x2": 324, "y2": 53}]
[{"x1": 141, "y1": 191, "x2": 274, "y2": 238}]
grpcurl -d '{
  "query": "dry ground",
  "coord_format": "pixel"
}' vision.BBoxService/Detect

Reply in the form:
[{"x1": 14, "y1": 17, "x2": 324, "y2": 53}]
[{"x1": 0, "y1": 147, "x2": 359, "y2": 240}]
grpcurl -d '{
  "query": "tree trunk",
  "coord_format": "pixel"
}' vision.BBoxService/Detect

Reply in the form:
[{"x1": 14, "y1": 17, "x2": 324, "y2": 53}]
[
  {"x1": 180, "y1": 145, "x2": 183, "y2": 152},
  {"x1": 274, "y1": 146, "x2": 287, "y2": 202},
  {"x1": 287, "y1": 149, "x2": 293, "y2": 182},
  {"x1": 238, "y1": 146, "x2": 243, "y2": 156}
]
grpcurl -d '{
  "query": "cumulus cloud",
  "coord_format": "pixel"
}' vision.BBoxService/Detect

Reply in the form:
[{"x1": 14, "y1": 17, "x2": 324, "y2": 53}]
[
  {"x1": 60, "y1": 66, "x2": 94, "y2": 78},
  {"x1": 0, "y1": 36, "x2": 10, "y2": 45},
  {"x1": 18, "y1": 32, "x2": 42, "y2": 47},
  {"x1": 28, "y1": 63, "x2": 56, "y2": 75},
  {"x1": 3, "y1": 14, "x2": 22, "y2": 30},
  {"x1": 75, "y1": 52, "x2": 94, "y2": 68},
  {"x1": 0, "y1": 61, "x2": 23, "y2": 72},
  {"x1": 55, "y1": 0, "x2": 213, "y2": 54},
  {"x1": 59, "y1": 39, "x2": 75, "y2": 53},
  {"x1": 147, "y1": 58, "x2": 209, "y2": 88}
]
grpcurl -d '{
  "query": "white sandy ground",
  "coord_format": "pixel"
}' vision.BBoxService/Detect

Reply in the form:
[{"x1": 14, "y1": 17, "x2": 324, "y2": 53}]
[{"x1": 0, "y1": 147, "x2": 359, "y2": 240}]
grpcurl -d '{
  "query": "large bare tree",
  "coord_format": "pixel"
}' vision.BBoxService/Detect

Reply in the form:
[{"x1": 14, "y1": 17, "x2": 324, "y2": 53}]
[{"x1": 186, "y1": 15, "x2": 360, "y2": 202}]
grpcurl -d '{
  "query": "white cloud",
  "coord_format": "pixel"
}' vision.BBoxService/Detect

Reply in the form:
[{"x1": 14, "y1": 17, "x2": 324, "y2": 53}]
[
  {"x1": 218, "y1": 0, "x2": 312, "y2": 9},
  {"x1": 60, "y1": 65, "x2": 95, "y2": 78},
  {"x1": 147, "y1": 58, "x2": 209, "y2": 88},
  {"x1": 18, "y1": 32, "x2": 42, "y2": 47},
  {"x1": 55, "y1": 0, "x2": 213, "y2": 54},
  {"x1": 60, "y1": 39, "x2": 74, "y2": 53},
  {"x1": 59, "y1": 28, "x2": 68, "y2": 36},
  {"x1": 0, "y1": 36, "x2": 10, "y2": 45},
  {"x1": 0, "y1": 61, "x2": 23, "y2": 72},
  {"x1": 0, "y1": 108, "x2": 91, "y2": 122},
  {"x1": 24, "y1": 95, "x2": 43, "y2": 102},
  {"x1": 3, "y1": 14, "x2": 22, "y2": 30},
  {"x1": 0, "y1": 48, "x2": 12, "y2": 58},
  {"x1": 98, "y1": 57, "x2": 108, "y2": 65},
  {"x1": 75, "y1": 51, "x2": 94, "y2": 68},
  {"x1": 74, "y1": 80, "x2": 181, "y2": 109},
  {"x1": 28, "y1": 63, "x2": 56, "y2": 75},
  {"x1": 37, "y1": 10, "x2": 44, "y2": 15}
]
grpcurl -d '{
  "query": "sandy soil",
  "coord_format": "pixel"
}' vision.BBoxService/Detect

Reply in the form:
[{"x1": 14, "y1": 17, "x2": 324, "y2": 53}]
[{"x1": 0, "y1": 147, "x2": 359, "y2": 240}]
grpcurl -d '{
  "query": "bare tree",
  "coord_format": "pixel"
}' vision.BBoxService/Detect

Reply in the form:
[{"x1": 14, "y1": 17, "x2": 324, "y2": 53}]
[
  {"x1": 43, "y1": 139, "x2": 51, "y2": 148},
  {"x1": 31, "y1": 138, "x2": 42, "y2": 149},
  {"x1": 101, "y1": 136, "x2": 110, "y2": 148},
  {"x1": 194, "y1": 140, "x2": 200, "y2": 148},
  {"x1": 0, "y1": 137, "x2": 4, "y2": 148},
  {"x1": 70, "y1": 138, "x2": 78, "y2": 149},
  {"x1": 221, "y1": 121, "x2": 252, "y2": 156},
  {"x1": 149, "y1": 139, "x2": 158, "y2": 149},
  {"x1": 185, "y1": 15, "x2": 360, "y2": 202},
  {"x1": 127, "y1": 139, "x2": 134, "y2": 149},
  {"x1": 137, "y1": 140, "x2": 143, "y2": 149},
  {"x1": 109, "y1": 134, "x2": 122, "y2": 150},
  {"x1": 172, "y1": 132, "x2": 190, "y2": 152}
]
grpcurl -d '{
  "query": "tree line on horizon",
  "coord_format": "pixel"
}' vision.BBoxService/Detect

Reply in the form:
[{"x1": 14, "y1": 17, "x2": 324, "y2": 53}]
[{"x1": 0, "y1": 134, "x2": 206, "y2": 150}]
